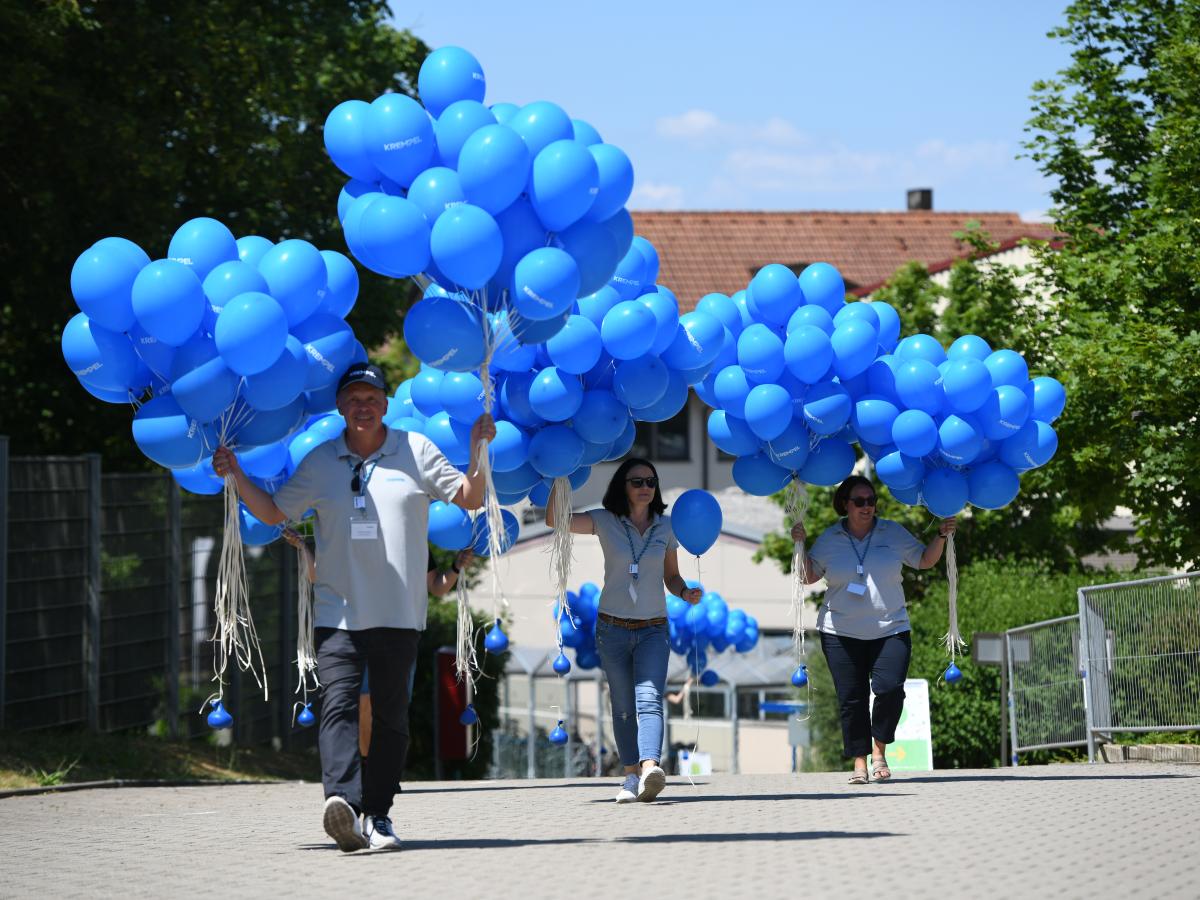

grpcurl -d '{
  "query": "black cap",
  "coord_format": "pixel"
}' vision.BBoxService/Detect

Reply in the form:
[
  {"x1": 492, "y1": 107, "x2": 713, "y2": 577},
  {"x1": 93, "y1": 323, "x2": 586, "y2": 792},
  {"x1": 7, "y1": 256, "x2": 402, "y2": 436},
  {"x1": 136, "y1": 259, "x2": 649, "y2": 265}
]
[{"x1": 336, "y1": 363, "x2": 388, "y2": 394}]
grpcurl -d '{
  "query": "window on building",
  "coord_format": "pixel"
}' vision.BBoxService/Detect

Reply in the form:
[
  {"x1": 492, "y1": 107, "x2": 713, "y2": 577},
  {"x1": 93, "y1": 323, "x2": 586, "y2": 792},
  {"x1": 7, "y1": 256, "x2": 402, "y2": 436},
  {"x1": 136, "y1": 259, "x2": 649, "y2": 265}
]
[
  {"x1": 667, "y1": 689, "x2": 726, "y2": 719},
  {"x1": 629, "y1": 406, "x2": 690, "y2": 462}
]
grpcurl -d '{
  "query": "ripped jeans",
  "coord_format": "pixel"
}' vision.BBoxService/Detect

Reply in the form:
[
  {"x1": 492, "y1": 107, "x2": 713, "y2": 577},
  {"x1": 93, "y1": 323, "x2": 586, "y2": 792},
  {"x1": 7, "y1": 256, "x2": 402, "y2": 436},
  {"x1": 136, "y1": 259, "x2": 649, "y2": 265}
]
[{"x1": 596, "y1": 618, "x2": 671, "y2": 767}]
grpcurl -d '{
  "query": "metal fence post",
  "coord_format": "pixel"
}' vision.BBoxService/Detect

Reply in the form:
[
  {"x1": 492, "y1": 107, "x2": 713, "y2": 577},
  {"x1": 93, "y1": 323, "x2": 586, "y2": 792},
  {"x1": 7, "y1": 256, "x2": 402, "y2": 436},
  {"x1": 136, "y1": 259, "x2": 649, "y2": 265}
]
[
  {"x1": 1005, "y1": 632, "x2": 1019, "y2": 766},
  {"x1": 1078, "y1": 589, "x2": 1096, "y2": 763},
  {"x1": 84, "y1": 453, "x2": 102, "y2": 732},
  {"x1": 1000, "y1": 641, "x2": 1008, "y2": 767},
  {"x1": 0, "y1": 435, "x2": 8, "y2": 730},
  {"x1": 166, "y1": 475, "x2": 182, "y2": 740}
]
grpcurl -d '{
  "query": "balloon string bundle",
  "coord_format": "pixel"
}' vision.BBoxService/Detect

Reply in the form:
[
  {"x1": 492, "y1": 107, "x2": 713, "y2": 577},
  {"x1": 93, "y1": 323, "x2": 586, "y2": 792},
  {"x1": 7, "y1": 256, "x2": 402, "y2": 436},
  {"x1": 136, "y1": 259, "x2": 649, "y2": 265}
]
[
  {"x1": 294, "y1": 542, "x2": 320, "y2": 707},
  {"x1": 680, "y1": 674, "x2": 699, "y2": 788},
  {"x1": 943, "y1": 531, "x2": 964, "y2": 660},
  {"x1": 783, "y1": 479, "x2": 810, "y2": 666},
  {"x1": 549, "y1": 475, "x2": 576, "y2": 624},
  {"x1": 454, "y1": 576, "x2": 479, "y2": 687}
]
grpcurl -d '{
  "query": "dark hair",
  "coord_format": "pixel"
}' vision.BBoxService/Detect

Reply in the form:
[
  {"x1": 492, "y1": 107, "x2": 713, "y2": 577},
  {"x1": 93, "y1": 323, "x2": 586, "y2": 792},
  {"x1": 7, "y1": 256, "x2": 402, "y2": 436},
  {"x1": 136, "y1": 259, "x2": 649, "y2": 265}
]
[
  {"x1": 602, "y1": 457, "x2": 667, "y2": 518},
  {"x1": 833, "y1": 475, "x2": 876, "y2": 517}
]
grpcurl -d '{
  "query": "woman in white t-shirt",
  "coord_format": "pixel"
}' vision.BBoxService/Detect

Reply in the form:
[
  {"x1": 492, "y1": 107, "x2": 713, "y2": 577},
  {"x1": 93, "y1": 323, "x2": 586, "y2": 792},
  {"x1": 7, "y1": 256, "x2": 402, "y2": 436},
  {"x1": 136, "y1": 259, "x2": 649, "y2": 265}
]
[
  {"x1": 547, "y1": 458, "x2": 702, "y2": 804},
  {"x1": 792, "y1": 475, "x2": 956, "y2": 783}
]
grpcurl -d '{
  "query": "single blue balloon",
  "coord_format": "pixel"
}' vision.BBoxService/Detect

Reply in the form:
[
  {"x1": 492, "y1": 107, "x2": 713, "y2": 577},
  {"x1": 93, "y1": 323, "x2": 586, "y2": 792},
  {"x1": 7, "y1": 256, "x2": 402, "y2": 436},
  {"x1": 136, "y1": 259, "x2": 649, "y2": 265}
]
[
  {"x1": 696, "y1": 293, "x2": 742, "y2": 337},
  {"x1": 749, "y1": 264, "x2": 804, "y2": 327},
  {"x1": 471, "y1": 509, "x2": 520, "y2": 557},
  {"x1": 967, "y1": 459, "x2": 1021, "y2": 509},
  {"x1": 234, "y1": 396, "x2": 307, "y2": 449},
  {"x1": 529, "y1": 366, "x2": 584, "y2": 421},
  {"x1": 324, "y1": 99, "x2": 377, "y2": 181},
  {"x1": 787, "y1": 303, "x2": 835, "y2": 336},
  {"x1": 640, "y1": 288, "x2": 680, "y2": 357},
  {"x1": 214, "y1": 292, "x2": 288, "y2": 376},
  {"x1": 529, "y1": 139, "x2": 599, "y2": 232},
  {"x1": 830, "y1": 320, "x2": 880, "y2": 380},
  {"x1": 784, "y1": 325, "x2": 834, "y2": 384},
  {"x1": 585, "y1": 144, "x2": 634, "y2": 223},
  {"x1": 672, "y1": 489, "x2": 723, "y2": 555},
  {"x1": 207, "y1": 700, "x2": 233, "y2": 730},
  {"x1": 170, "y1": 334, "x2": 240, "y2": 424},
  {"x1": 489, "y1": 420, "x2": 531, "y2": 473},
  {"x1": 713, "y1": 365, "x2": 753, "y2": 419},
  {"x1": 738, "y1": 324, "x2": 786, "y2": 384},
  {"x1": 424, "y1": 412, "x2": 473, "y2": 466},
  {"x1": 876, "y1": 450, "x2": 926, "y2": 491},
  {"x1": 70, "y1": 239, "x2": 144, "y2": 332},
  {"x1": 202, "y1": 260, "x2": 269, "y2": 311},
  {"x1": 601, "y1": 300, "x2": 656, "y2": 360},
  {"x1": 999, "y1": 420, "x2": 1057, "y2": 471},
  {"x1": 132, "y1": 393, "x2": 215, "y2": 469},
  {"x1": 707, "y1": 410, "x2": 760, "y2": 457},
  {"x1": 240, "y1": 504, "x2": 283, "y2": 546},
  {"x1": 168, "y1": 217, "x2": 238, "y2": 282},
  {"x1": 798, "y1": 438, "x2": 856, "y2": 486},
  {"x1": 258, "y1": 239, "x2": 328, "y2": 328},
  {"x1": 62, "y1": 313, "x2": 140, "y2": 392},
  {"x1": 943, "y1": 358, "x2": 993, "y2": 414},
  {"x1": 364, "y1": 92, "x2": 435, "y2": 187},
  {"x1": 356, "y1": 196, "x2": 432, "y2": 279},
  {"x1": 293, "y1": 313, "x2": 356, "y2": 391},
  {"x1": 508, "y1": 101, "x2": 574, "y2": 158},
  {"x1": 513, "y1": 247, "x2": 580, "y2": 322},
  {"x1": 803, "y1": 382, "x2": 852, "y2": 436},
  {"x1": 572, "y1": 118, "x2": 602, "y2": 145},
  {"x1": 1025, "y1": 376, "x2": 1066, "y2": 423},
  {"x1": 947, "y1": 334, "x2": 992, "y2": 362},
  {"x1": 527, "y1": 425, "x2": 585, "y2": 478},
  {"x1": 894, "y1": 359, "x2": 945, "y2": 416},
  {"x1": 405, "y1": 293, "x2": 486, "y2": 373},
  {"x1": 765, "y1": 417, "x2": 811, "y2": 472},
  {"x1": 430, "y1": 203, "x2": 502, "y2": 290},
  {"x1": 896, "y1": 334, "x2": 947, "y2": 366},
  {"x1": 661, "y1": 311, "x2": 724, "y2": 371},
  {"x1": 732, "y1": 452, "x2": 792, "y2": 496},
  {"x1": 438, "y1": 372, "x2": 486, "y2": 424},
  {"x1": 572, "y1": 390, "x2": 629, "y2": 444},
  {"x1": 612, "y1": 355, "x2": 669, "y2": 408},
  {"x1": 985, "y1": 349, "x2": 1030, "y2": 388},
  {"x1": 891, "y1": 409, "x2": 939, "y2": 457},
  {"x1": 631, "y1": 369, "x2": 688, "y2": 423},
  {"x1": 132, "y1": 260, "x2": 205, "y2": 347},
  {"x1": 938, "y1": 414, "x2": 984, "y2": 466},
  {"x1": 429, "y1": 500, "x2": 474, "y2": 550},
  {"x1": 797, "y1": 263, "x2": 846, "y2": 316},
  {"x1": 546, "y1": 315, "x2": 602, "y2": 375},
  {"x1": 434, "y1": 99, "x2": 496, "y2": 169},
  {"x1": 852, "y1": 396, "x2": 900, "y2": 446},
  {"x1": 922, "y1": 468, "x2": 969, "y2": 517},
  {"x1": 457, "y1": 124, "x2": 531, "y2": 214},
  {"x1": 173, "y1": 459, "x2": 225, "y2": 496},
  {"x1": 418, "y1": 46, "x2": 486, "y2": 117},
  {"x1": 406, "y1": 166, "x2": 467, "y2": 225}
]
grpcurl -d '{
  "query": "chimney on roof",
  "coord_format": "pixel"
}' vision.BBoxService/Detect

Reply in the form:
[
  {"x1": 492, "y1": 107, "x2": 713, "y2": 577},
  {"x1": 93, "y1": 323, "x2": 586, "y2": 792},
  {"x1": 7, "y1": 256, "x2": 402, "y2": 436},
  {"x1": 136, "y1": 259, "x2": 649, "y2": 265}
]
[{"x1": 907, "y1": 188, "x2": 933, "y2": 211}]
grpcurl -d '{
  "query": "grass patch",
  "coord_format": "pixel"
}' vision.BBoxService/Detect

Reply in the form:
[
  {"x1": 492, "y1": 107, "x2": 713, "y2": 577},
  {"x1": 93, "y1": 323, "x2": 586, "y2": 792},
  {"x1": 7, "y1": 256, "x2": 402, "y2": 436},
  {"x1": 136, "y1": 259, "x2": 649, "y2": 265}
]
[{"x1": 0, "y1": 729, "x2": 322, "y2": 791}]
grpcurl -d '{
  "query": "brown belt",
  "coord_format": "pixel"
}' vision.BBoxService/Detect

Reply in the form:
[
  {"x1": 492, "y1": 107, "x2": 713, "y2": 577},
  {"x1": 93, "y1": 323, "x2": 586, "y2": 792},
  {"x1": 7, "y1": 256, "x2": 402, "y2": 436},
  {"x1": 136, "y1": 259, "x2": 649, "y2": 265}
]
[{"x1": 598, "y1": 612, "x2": 667, "y2": 630}]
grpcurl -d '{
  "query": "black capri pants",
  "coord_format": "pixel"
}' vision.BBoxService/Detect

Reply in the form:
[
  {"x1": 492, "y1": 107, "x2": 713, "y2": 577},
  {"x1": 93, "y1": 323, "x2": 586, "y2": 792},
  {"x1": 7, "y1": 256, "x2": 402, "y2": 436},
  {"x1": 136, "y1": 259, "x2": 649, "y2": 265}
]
[{"x1": 820, "y1": 630, "x2": 912, "y2": 758}]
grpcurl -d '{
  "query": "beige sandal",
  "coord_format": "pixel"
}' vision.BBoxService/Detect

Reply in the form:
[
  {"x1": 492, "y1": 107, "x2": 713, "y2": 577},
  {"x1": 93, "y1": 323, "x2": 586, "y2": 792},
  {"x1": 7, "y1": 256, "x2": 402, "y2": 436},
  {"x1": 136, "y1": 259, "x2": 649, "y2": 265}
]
[
  {"x1": 872, "y1": 760, "x2": 892, "y2": 782},
  {"x1": 848, "y1": 769, "x2": 869, "y2": 785}
]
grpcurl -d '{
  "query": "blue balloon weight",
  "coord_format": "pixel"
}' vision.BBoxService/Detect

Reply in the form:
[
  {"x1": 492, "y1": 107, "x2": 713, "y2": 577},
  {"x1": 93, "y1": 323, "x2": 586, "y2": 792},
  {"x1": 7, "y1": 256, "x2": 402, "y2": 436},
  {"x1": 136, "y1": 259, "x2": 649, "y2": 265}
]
[
  {"x1": 672, "y1": 489, "x2": 723, "y2": 556},
  {"x1": 297, "y1": 703, "x2": 316, "y2": 727},
  {"x1": 170, "y1": 334, "x2": 240, "y2": 424},
  {"x1": 293, "y1": 313, "x2": 355, "y2": 391},
  {"x1": 737, "y1": 324, "x2": 786, "y2": 384},
  {"x1": 62, "y1": 313, "x2": 140, "y2": 392},
  {"x1": 131, "y1": 260, "x2": 205, "y2": 347},
  {"x1": 430, "y1": 204, "x2": 502, "y2": 289},
  {"x1": 471, "y1": 509, "x2": 520, "y2": 557},
  {"x1": 601, "y1": 300, "x2": 656, "y2": 360},
  {"x1": 434, "y1": 99, "x2": 497, "y2": 169},
  {"x1": 258, "y1": 239, "x2": 329, "y2": 328},
  {"x1": 798, "y1": 438, "x2": 856, "y2": 486},
  {"x1": 489, "y1": 420, "x2": 530, "y2": 472},
  {"x1": 876, "y1": 450, "x2": 926, "y2": 490},
  {"x1": 207, "y1": 700, "x2": 233, "y2": 730},
  {"x1": 484, "y1": 619, "x2": 510, "y2": 654},
  {"x1": 944, "y1": 662, "x2": 964, "y2": 684},
  {"x1": 527, "y1": 424, "x2": 585, "y2": 478},
  {"x1": 323, "y1": 99, "x2": 377, "y2": 181},
  {"x1": 201, "y1": 260, "x2": 269, "y2": 311},
  {"x1": 830, "y1": 319, "x2": 879, "y2": 379},
  {"x1": 612, "y1": 355, "x2": 669, "y2": 408},
  {"x1": 406, "y1": 166, "x2": 466, "y2": 225},
  {"x1": 168, "y1": 217, "x2": 238, "y2": 282},
  {"x1": 891, "y1": 408, "x2": 939, "y2": 457},
  {"x1": 572, "y1": 390, "x2": 630, "y2": 444},
  {"x1": 765, "y1": 417, "x2": 811, "y2": 472},
  {"x1": 938, "y1": 415, "x2": 984, "y2": 466},
  {"x1": 784, "y1": 325, "x2": 835, "y2": 384},
  {"x1": 797, "y1": 263, "x2": 846, "y2": 316},
  {"x1": 529, "y1": 367, "x2": 584, "y2": 421},
  {"x1": 529, "y1": 139, "x2": 599, "y2": 232},
  {"x1": 852, "y1": 396, "x2": 900, "y2": 445},
  {"x1": 513, "y1": 247, "x2": 580, "y2": 322},
  {"x1": 424, "y1": 412, "x2": 473, "y2": 466},
  {"x1": 546, "y1": 315, "x2": 602, "y2": 375},
  {"x1": 999, "y1": 420, "x2": 1057, "y2": 471},
  {"x1": 922, "y1": 468, "x2": 969, "y2": 517},
  {"x1": 732, "y1": 452, "x2": 792, "y2": 496},
  {"x1": 438, "y1": 372, "x2": 485, "y2": 423},
  {"x1": 585, "y1": 144, "x2": 634, "y2": 223},
  {"x1": 707, "y1": 410, "x2": 760, "y2": 457},
  {"x1": 984, "y1": 349, "x2": 1029, "y2": 387},
  {"x1": 749, "y1": 264, "x2": 804, "y2": 327},
  {"x1": 661, "y1": 311, "x2": 725, "y2": 371},
  {"x1": 1025, "y1": 376, "x2": 1066, "y2": 423},
  {"x1": 802, "y1": 381, "x2": 852, "y2": 436},
  {"x1": 457, "y1": 124, "x2": 531, "y2": 214},
  {"x1": 419, "y1": 46, "x2": 486, "y2": 117},
  {"x1": 967, "y1": 459, "x2": 1021, "y2": 509},
  {"x1": 364, "y1": 92, "x2": 435, "y2": 187},
  {"x1": 894, "y1": 359, "x2": 945, "y2": 416},
  {"x1": 70, "y1": 239, "x2": 145, "y2": 332},
  {"x1": 744, "y1": 384, "x2": 793, "y2": 441},
  {"x1": 404, "y1": 293, "x2": 486, "y2": 373},
  {"x1": 947, "y1": 334, "x2": 992, "y2": 362},
  {"x1": 214, "y1": 292, "x2": 288, "y2": 376},
  {"x1": 942, "y1": 358, "x2": 993, "y2": 414},
  {"x1": 132, "y1": 393, "x2": 215, "y2": 469},
  {"x1": 631, "y1": 369, "x2": 688, "y2": 423}
]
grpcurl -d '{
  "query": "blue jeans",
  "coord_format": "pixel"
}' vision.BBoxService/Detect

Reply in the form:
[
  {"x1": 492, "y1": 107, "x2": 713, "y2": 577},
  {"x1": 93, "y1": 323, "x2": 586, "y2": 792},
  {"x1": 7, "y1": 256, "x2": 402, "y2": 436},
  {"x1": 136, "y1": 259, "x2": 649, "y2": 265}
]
[{"x1": 596, "y1": 619, "x2": 671, "y2": 767}]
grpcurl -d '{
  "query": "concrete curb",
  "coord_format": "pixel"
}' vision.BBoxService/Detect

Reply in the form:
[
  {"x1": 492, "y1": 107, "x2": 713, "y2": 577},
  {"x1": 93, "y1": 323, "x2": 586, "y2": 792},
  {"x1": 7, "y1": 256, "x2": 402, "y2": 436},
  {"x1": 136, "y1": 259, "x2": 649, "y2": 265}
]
[
  {"x1": 1101, "y1": 743, "x2": 1200, "y2": 764},
  {"x1": 0, "y1": 778, "x2": 305, "y2": 800}
]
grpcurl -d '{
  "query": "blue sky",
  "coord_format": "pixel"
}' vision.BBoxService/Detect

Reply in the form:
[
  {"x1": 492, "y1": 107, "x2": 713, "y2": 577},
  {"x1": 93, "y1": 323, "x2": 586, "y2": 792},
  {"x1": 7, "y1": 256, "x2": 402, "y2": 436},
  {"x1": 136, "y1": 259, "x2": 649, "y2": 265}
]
[{"x1": 394, "y1": 1, "x2": 1073, "y2": 220}]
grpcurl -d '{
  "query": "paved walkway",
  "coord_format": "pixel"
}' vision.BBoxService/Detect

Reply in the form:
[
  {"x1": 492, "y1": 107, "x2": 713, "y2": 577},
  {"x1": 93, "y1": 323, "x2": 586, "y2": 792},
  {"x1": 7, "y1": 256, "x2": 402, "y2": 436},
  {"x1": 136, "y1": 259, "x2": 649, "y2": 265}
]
[{"x1": 3, "y1": 765, "x2": 1197, "y2": 898}]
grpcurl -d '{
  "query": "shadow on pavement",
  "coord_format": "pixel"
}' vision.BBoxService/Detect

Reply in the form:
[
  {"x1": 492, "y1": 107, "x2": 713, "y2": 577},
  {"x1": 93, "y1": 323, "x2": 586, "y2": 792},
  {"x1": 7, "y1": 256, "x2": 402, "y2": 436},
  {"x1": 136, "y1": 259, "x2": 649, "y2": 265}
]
[
  {"x1": 889, "y1": 773, "x2": 1196, "y2": 784},
  {"x1": 403, "y1": 781, "x2": 614, "y2": 794},
  {"x1": 591, "y1": 792, "x2": 911, "y2": 804},
  {"x1": 299, "y1": 831, "x2": 897, "y2": 852}
]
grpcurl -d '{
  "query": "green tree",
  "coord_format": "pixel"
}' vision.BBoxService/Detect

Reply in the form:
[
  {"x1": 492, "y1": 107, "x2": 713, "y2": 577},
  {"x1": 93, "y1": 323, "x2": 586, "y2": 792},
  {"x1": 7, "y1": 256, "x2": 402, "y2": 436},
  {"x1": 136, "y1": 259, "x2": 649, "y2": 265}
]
[
  {"x1": 1023, "y1": 0, "x2": 1200, "y2": 569},
  {"x1": 0, "y1": 0, "x2": 426, "y2": 465}
]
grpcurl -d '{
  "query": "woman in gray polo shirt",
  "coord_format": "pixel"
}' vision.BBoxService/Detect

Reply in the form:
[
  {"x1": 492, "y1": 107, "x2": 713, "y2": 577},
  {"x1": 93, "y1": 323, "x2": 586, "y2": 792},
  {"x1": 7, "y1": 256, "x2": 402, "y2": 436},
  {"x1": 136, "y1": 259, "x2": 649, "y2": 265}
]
[
  {"x1": 546, "y1": 458, "x2": 702, "y2": 803},
  {"x1": 792, "y1": 474, "x2": 956, "y2": 783}
]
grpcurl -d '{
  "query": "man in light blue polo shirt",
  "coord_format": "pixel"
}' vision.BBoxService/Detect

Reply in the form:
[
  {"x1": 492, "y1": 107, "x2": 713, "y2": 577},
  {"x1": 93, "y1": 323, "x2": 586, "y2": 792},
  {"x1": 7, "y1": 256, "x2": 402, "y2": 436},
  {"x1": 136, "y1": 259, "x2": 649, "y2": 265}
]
[{"x1": 214, "y1": 363, "x2": 494, "y2": 852}]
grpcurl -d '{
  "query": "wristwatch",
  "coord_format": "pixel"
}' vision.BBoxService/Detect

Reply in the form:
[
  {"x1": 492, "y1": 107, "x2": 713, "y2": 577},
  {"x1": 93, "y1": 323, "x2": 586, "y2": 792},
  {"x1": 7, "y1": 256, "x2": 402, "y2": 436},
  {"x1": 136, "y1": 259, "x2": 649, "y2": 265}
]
[{"x1": 451, "y1": 562, "x2": 461, "y2": 574}]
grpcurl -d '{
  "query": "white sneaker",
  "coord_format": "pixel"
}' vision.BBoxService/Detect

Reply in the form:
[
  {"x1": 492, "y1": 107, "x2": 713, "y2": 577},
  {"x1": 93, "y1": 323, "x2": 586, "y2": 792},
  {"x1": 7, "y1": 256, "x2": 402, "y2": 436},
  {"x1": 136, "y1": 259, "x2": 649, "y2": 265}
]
[
  {"x1": 364, "y1": 815, "x2": 402, "y2": 851},
  {"x1": 637, "y1": 765, "x2": 666, "y2": 802},
  {"x1": 615, "y1": 773, "x2": 639, "y2": 803},
  {"x1": 323, "y1": 796, "x2": 368, "y2": 852}
]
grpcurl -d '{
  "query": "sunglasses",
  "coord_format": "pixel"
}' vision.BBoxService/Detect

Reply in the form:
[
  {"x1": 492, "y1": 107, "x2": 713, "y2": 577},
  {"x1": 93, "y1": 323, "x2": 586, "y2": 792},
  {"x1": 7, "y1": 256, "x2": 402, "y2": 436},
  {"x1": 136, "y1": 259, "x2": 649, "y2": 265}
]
[
  {"x1": 351, "y1": 461, "x2": 364, "y2": 493},
  {"x1": 627, "y1": 476, "x2": 659, "y2": 489},
  {"x1": 849, "y1": 496, "x2": 877, "y2": 508}
]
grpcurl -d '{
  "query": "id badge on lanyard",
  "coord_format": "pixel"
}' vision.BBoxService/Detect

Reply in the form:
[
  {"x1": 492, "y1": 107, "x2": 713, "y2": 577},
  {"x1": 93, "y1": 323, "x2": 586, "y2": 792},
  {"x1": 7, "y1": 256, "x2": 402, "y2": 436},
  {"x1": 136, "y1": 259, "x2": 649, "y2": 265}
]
[{"x1": 351, "y1": 520, "x2": 379, "y2": 540}]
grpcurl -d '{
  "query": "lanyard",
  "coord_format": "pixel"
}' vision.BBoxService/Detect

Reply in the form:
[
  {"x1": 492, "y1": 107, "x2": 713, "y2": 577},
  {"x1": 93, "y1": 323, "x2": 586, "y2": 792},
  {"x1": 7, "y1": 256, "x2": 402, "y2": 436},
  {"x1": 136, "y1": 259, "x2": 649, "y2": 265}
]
[
  {"x1": 620, "y1": 517, "x2": 660, "y2": 581},
  {"x1": 348, "y1": 456, "x2": 379, "y2": 514},
  {"x1": 841, "y1": 520, "x2": 875, "y2": 576}
]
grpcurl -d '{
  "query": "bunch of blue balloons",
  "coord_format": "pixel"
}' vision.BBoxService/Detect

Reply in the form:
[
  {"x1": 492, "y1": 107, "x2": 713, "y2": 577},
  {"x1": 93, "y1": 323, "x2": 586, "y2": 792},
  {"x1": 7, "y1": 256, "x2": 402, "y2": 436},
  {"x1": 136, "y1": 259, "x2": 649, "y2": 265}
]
[
  {"x1": 691, "y1": 261, "x2": 1065, "y2": 516},
  {"x1": 63, "y1": 216, "x2": 368, "y2": 545}
]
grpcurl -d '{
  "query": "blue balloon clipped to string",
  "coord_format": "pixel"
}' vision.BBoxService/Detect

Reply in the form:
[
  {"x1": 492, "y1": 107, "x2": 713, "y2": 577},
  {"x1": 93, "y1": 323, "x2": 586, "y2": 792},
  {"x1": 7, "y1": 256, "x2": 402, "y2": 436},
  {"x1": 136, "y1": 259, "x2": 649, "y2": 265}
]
[
  {"x1": 552, "y1": 651, "x2": 572, "y2": 676},
  {"x1": 944, "y1": 661, "x2": 964, "y2": 684},
  {"x1": 459, "y1": 703, "x2": 479, "y2": 726},
  {"x1": 297, "y1": 703, "x2": 315, "y2": 727},
  {"x1": 206, "y1": 699, "x2": 233, "y2": 730},
  {"x1": 549, "y1": 720, "x2": 569, "y2": 745},
  {"x1": 484, "y1": 619, "x2": 509, "y2": 653},
  {"x1": 791, "y1": 665, "x2": 809, "y2": 688}
]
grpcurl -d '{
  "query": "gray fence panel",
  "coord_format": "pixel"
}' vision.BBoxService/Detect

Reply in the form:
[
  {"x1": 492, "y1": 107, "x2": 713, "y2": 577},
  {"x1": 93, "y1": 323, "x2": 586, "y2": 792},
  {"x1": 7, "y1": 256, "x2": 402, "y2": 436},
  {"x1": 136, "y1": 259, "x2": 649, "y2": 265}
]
[{"x1": 1006, "y1": 614, "x2": 1087, "y2": 756}]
